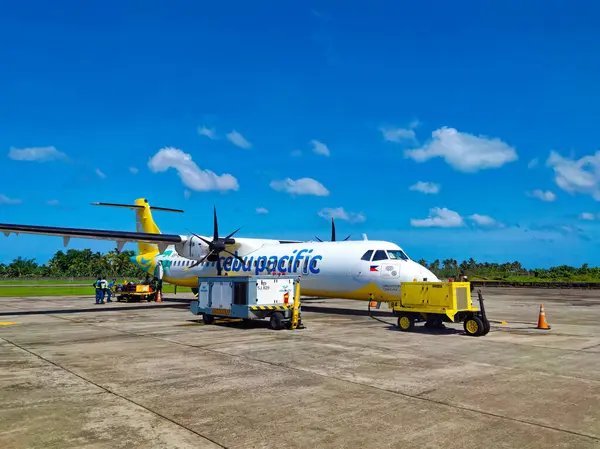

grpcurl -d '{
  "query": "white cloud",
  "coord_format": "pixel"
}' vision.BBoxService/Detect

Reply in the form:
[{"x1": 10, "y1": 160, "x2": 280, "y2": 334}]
[
  {"x1": 310, "y1": 140, "x2": 330, "y2": 156},
  {"x1": 184, "y1": 190, "x2": 191, "y2": 199},
  {"x1": 409, "y1": 181, "x2": 440, "y2": 194},
  {"x1": 580, "y1": 212, "x2": 596, "y2": 221},
  {"x1": 46, "y1": 199, "x2": 60, "y2": 206},
  {"x1": 256, "y1": 207, "x2": 269, "y2": 214},
  {"x1": 410, "y1": 207, "x2": 464, "y2": 228},
  {"x1": 270, "y1": 177, "x2": 329, "y2": 196},
  {"x1": 0, "y1": 194, "x2": 21, "y2": 205},
  {"x1": 404, "y1": 127, "x2": 518, "y2": 172},
  {"x1": 8, "y1": 146, "x2": 69, "y2": 162},
  {"x1": 129, "y1": 167, "x2": 139, "y2": 175},
  {"x1": 468, "y1": 214, "x2": 497, "y2": 226},
  {"x1": 380, "y1": 119, "x2": 419, "y2": 144},
  {"x1": 198, "y1": 126, "x2": 217, "y2": 140},
  {"x1": 318, "y1": 207, "x2": 366, "y2": 223},
  {"x1": 527, "y1": 158, "x2": 539, "y2": 169},
  {"x1": 148, "y1": 147, "x2": 239, "y2": 192},
  {"x1": 546, "y1": 150, "x2": 600, "y2": 200},
  {"x1": 527, "y1": 189, "x2": 556, "y2": 202},
  {"x1": 95, "y1": 169, "x2": 106, "y2": 179},
  {"x1": 226, "y1": 130, "x2": 252, "y2": 149}
]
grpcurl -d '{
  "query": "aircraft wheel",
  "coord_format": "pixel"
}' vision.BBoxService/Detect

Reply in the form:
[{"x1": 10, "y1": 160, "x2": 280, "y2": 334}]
[{"x1": 202, "y1": 314, "x2": 214, "y2": 325}]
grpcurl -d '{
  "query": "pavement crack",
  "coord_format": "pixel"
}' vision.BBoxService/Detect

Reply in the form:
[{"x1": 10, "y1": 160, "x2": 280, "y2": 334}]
[{"x1": 0, "y1": 336, "x2": 229, "y2": 449}]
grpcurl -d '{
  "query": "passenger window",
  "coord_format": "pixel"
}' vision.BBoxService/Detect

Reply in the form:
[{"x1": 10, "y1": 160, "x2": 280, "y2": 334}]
[
  {"x1": 372, "y1": 250, "x2": 388, "y2": 261},
  {"x1": 361, "y1": 250, "x2": 374, "y2": 261}
]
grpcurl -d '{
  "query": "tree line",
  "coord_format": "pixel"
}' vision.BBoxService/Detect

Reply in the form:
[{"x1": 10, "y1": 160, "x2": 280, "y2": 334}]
[
  {"x1": 0, "y1": 249, "x2": 146, "y2": 279},
  {"x1": 1, "y1": 249, "x2": 599, "y2": 282},
  {"x1": 416, "y1": 258, "x2": 600, "y2": 282}
]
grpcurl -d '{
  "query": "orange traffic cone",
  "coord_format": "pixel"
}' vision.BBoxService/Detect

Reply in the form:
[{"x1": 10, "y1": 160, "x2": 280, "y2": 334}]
[
  {"x1": 537, "y1": 304, "x2": 550, "y2": 330},
  {"x1": 156, "y1": 291, "x2": 162, "y2": 303}
]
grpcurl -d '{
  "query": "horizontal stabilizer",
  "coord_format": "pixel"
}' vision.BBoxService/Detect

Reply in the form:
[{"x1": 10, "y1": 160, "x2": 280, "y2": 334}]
[{"x1": 91, "y1": 202, "x2": 184, "y2": 213}]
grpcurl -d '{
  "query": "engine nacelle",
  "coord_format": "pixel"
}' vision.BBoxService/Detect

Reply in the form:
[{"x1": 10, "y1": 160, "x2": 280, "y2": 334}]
[{"x1": 174, "y1": 234, "x2": 210, "y2": 260}]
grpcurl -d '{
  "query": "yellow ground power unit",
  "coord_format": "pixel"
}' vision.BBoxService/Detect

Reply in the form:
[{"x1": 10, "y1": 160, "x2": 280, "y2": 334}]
[{"x1": 389, "y1": 281, "x2": 490, "y2": 336}]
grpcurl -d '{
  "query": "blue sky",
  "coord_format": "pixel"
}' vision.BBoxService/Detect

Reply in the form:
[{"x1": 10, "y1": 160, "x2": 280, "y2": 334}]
[{"x1": 1, "y1": 1, "x2": 600, "y2": 268}]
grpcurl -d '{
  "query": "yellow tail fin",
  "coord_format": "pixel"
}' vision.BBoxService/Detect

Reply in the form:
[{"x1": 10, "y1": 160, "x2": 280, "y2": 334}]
[
  {"x1": 134, "y1": 198, "x2": 161, "y2": 255},
  {"x1": 92, "y1": 198, "x2": 183, "y2": 256}
]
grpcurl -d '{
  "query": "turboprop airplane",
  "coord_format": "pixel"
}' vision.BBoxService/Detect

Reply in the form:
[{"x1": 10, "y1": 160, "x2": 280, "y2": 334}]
[{"x1": 0, "y1": 198, "x2": 440, "y2": 301}]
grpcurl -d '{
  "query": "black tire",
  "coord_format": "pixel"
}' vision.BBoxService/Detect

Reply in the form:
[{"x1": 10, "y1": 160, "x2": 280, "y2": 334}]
[
  {"x1": 464, "y1": 315, "x2": 485, "y2": 336},
  {"x1": 269, "y1": 312, "x2": 285, "y2": 330},
  {"x1": 397, "y1": 313, "x2": 415, "y2": 332},
  {"x1": 202, "y1": 314, "x2": 214, "y2": 325},
  {"x1": 482, "y1": 317, "x2": 491, "y2": 336}
]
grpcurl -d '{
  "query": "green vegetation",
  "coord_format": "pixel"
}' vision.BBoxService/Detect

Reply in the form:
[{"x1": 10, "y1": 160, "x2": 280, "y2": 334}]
[
  {"x1": 417, "y1": 259, "x2": 600, "y2": 283},
  {"x1": 0, "y1": 284, "x2": 177, "y2": 298},
  {"x1": 1, "y1": 249, "x2": 599, "y2": 284},
  {"x1": 0, "y1": 249, "x2": 147, "y2": 279}
]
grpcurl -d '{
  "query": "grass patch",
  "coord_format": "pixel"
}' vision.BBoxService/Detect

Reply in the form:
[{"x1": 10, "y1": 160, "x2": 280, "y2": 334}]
[
  {"x1": 0, "y1": 284, "x2": 178, "y2": 297},
  {"x1": 0, "y1": 279, "x2": 96, "y2": 285}
]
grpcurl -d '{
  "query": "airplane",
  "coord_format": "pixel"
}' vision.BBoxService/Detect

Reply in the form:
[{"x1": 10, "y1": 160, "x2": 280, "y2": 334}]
[{"x1": 0, "y1": 198, "x2": 440, "y2": 301}]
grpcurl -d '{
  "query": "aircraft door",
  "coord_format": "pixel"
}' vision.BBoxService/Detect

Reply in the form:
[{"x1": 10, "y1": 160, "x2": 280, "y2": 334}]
[{"x1": 154, "y1": 261, "x2": 164, "y2": 280}]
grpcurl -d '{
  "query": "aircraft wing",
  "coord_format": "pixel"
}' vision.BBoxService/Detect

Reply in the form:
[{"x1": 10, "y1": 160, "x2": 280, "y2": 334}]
[{"x1": 0, "y1": 223, "x2": 183, "y2": 247}]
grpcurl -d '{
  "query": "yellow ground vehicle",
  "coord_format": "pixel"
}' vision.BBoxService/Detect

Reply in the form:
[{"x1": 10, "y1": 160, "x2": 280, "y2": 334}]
[
  {"x1": 388, "y1": 281, "x2": 490, "y2": 336},
  {"x1": 115, "y1": 283, "x2": 156, "y2": 303}
]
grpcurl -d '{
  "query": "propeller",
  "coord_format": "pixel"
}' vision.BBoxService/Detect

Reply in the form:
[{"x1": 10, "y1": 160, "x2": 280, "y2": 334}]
[
  {"x1": 184, "y1": 205, "x2": 245, "y2": 275},
  {"x1": 315, "y1": 218, "x2": 351, "y2": 242}
]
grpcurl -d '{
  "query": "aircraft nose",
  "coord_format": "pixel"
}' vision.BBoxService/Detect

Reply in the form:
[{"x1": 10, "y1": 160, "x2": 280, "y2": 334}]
[{"x1": 411, "y1": 260, "x2": 440, "y2": 282}]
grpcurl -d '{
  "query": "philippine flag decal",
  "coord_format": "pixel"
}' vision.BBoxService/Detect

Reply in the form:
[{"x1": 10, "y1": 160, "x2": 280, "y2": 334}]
[{"x1": 370, "y1": 265, "x2": 379, "y2": 272}]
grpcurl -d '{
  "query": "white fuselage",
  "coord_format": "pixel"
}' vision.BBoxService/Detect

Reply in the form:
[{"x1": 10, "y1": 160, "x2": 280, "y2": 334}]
[{"x1": 135, "y1": 238, "x2": 440, "y2": 301}]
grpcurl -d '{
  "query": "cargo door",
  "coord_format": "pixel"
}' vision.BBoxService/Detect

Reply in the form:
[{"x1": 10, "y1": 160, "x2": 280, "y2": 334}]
[
  {"x1": 211, "y1": 281, "x2": 233, "y2": 310},
  {"x1": 198, "y1": 281, "x2": 210, "y2": 308}
]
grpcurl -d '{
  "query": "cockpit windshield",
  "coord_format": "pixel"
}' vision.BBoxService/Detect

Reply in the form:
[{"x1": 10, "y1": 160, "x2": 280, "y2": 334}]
[{"x1": 387, "y1": 250, "x2": 409, "y2": 261}]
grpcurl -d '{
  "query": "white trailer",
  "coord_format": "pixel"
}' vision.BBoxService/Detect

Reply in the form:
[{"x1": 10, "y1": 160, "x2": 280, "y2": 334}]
[{"x1": 190, "y1": 275, "x2": 303, "y2": 330}]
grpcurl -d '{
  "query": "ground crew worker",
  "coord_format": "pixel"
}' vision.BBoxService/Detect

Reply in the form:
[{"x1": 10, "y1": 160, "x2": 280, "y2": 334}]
[
  {"x1": 93, "y1": 276, "x2": 102, "y2": 304},
  {"x1": 106, "y1": 278, "x2": 116, "y2": 302},
  {"x1": 100, "y1": 277, "x2": 109, "y2": 303}
]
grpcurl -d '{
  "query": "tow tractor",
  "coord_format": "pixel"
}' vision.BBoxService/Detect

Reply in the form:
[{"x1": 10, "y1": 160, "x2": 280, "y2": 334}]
[
  {"x1": 190, "y1": 275, "x2": 304, "y2": 330},
  {"x1": 383, "y1": 281, "x2": 490, "y2": 336},
  {"x1": 115, "y1": 282, "x2": 156, "y2": 303}
]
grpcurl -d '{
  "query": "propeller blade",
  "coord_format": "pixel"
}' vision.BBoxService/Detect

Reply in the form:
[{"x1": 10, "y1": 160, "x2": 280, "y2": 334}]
[
  {"x1": 343, "y1": 235, "x2": 351, "y2": 241},
  {"x1": 190, "y1": 231, "x2": 212, "y2": 246},
  {"x1": 225, "y1": 226, "x2": 242, "y2": 240},
  {"x1": 184, "y1": 250, "x2": 213, "y2": 271},
  {"x1": 216, "y1": 255, "x2": 223, "y2": 276},
  {"x1": 223, "y1": 249, "x2": 246, "y2": 265},
  {"x1": 213, "y1": 205, "x2": 219, "y2": 240},
  {"x1": 331, "y1": 218, "x2": 336, "y2": 242},
  {"x1": 315, "y1": 236, "x2": 323, "y2": 242}
]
